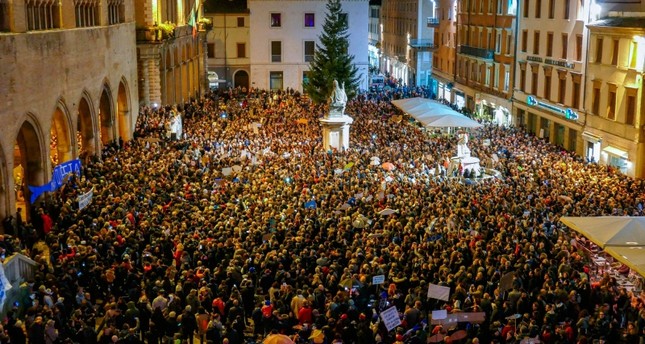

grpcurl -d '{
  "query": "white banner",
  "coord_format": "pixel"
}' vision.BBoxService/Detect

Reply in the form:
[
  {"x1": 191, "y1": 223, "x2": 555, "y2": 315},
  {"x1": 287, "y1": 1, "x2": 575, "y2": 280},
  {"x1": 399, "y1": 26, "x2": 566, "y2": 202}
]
[
  {"x1": 427, "y1": 283, "x2": 451, "y2": 301},
  {"x1": 78, "y1": 187, "x2": 94, "y2": 210},
  {"x1": 380, "y1": 306, "x2": 401, "y2": 332}
]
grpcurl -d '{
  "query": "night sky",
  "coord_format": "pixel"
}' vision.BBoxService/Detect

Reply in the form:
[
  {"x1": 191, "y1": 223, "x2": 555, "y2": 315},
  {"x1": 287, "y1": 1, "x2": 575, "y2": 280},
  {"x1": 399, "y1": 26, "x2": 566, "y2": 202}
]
[{"x1": 204, "y1": 0, "x2": 248, "y2": 13}]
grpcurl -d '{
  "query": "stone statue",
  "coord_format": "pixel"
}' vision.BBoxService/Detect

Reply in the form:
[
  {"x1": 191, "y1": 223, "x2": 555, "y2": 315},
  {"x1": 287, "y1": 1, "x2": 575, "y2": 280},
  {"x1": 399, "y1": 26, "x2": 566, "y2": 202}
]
[
  {"x1": 329, "y1": 79, "x2": 347, "y2": 117},
  {"x1": 457, "y1": 131, "x2": 471, "y2": 158}
]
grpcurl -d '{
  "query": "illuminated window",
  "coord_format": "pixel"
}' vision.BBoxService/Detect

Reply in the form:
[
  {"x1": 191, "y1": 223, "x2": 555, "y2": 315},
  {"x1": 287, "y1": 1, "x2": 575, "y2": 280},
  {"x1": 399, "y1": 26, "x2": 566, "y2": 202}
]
[
  {"x1": 269, "y1": 71, "x2": 283, "y2": 90},
  {"x1": 271, "y1": 13, "x2": 281, "y2": 27},
  {"x1": 304, "y1": 13, "x2": 315, "y2": 27},
  {"x1": 26, "y1": 0, "x2": 61, "y2": 30},
  {"x1": 629, "y1": 41, "x2": 638, "y2": 69}
]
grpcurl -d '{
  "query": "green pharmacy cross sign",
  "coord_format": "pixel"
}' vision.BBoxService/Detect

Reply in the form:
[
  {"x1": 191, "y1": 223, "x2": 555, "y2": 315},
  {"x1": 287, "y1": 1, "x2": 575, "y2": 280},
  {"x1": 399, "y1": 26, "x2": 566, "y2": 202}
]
[{"x1": 527, "y1": 96, "x2": 579, "y2": 121}]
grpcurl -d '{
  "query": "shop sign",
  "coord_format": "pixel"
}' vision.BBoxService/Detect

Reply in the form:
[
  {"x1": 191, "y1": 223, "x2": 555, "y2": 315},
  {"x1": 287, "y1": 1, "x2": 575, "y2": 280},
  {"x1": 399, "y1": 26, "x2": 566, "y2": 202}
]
[
  {"x1": 545, "y1": 58, "x2": 575, "y2": 69},
  {"x1": 527, "y1": 96, "x2": 579, "y2": 121}
]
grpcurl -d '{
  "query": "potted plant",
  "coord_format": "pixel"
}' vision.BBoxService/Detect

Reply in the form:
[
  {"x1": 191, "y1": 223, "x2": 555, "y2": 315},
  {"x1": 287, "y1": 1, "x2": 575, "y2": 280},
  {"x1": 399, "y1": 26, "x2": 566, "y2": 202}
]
[
  {"x1": 157, "y1": 22, "x2": 176, "y2": 39},
  {"x1": 198, "y1": 18, "x2": 213, "y2": 31}
]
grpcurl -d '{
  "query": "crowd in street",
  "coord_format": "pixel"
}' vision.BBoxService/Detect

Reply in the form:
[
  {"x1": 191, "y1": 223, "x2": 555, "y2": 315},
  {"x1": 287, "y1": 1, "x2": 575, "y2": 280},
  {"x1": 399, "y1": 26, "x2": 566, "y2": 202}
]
[{"x1": 1, "y1": 86, "x2": 645, "y2": 344}]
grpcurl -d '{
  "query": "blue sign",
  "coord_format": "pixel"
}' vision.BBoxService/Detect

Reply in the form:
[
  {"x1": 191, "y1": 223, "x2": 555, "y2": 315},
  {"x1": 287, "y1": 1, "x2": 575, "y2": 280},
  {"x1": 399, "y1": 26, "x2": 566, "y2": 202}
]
[
  {"x1": 28, "y1": 159, "x2": 82, "y2": 204},
  {"x1": 527, "y1": 96, "x2": 538, "y2": 106},
  {"x1": 527, "y1": 95, "x2": 578, "y2": 121},
  {"x1": 565, "y1": 108, "x2": 579, "y2": 120}
]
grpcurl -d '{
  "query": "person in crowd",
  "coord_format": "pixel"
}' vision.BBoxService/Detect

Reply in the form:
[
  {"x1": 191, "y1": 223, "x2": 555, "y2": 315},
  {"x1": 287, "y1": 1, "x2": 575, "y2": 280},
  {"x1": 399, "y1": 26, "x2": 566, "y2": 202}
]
[{"x1": 1, "y1": 86, "x2": 645, "y2": 344}]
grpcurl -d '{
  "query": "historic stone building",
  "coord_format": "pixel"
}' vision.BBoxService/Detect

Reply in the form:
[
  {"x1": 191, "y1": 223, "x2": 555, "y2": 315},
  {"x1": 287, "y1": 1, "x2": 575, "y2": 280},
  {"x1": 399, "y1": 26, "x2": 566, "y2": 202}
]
[
  {"x1": 0, "y1": 0, "x2": 139, "y2": 224},
  {"x1": 135, "y1": 0, "x2": 208, "y2": 106}
]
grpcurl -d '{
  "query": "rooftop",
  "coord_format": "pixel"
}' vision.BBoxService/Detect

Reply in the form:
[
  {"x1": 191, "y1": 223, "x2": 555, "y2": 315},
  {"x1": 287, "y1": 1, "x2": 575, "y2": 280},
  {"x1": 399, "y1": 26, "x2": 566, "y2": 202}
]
[{"x1": 588, "y1": 17, "x2": 645, "y2": 28}]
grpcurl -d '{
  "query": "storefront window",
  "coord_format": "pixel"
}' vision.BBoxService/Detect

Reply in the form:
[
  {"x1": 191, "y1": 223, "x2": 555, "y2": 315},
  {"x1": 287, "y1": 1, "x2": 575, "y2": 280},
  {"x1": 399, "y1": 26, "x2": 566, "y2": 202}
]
[{"x1": 609, "y1": 155, "x2": 627, "y2": 174}]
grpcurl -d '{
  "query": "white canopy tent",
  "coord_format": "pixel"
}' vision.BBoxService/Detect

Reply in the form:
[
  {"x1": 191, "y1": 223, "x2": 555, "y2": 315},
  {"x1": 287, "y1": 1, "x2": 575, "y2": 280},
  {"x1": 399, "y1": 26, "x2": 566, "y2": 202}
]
[
  {"x1": 391, "y1": 98, "x2": 482, "y2": 128},
  {"x1": 560, "y1": 216, "x2": 645, "y2": 276}
]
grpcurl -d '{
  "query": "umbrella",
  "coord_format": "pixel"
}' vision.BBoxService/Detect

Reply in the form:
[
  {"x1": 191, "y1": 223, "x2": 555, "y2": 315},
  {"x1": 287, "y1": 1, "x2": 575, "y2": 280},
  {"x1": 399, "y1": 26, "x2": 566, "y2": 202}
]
[
  {"x1": 382, "y1": 162, "x2": 395, "y2": 171},
  {"x1": 344, "y1": 162, "x2": 355, "y2": 170},
  {"x1": 263, "y1": 334, "x2": 295, "y2": 344},
  {"x1": 339, "y1": 277, "x2": 363, "y2": 289}
]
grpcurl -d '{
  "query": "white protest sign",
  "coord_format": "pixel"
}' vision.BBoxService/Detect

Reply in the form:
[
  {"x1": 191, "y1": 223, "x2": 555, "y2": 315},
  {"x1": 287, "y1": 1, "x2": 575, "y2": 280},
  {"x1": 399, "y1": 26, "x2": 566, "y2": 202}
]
[
  {"x1": 427, "y1": 283, "x2": 451, "y2": 301},
  {"x1": 380, "y1": 306, "x2": 401, "y2": 332},
  {"x1": 431, "y1": 309, "x2": 447, "y2": 320},
  {"x1": 78, "y1": 187, "x2": 94, "y2": 210},
  {"x1": 372, "y1": 275, "x2": 385, "y2": 285}
]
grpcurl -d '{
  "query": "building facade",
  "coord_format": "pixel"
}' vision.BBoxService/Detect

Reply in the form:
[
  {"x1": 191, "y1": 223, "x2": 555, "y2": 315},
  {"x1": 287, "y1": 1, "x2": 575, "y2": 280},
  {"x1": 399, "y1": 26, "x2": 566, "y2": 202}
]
[
  {"x1": 135, "y1": 0, "x2": 207, "y2": 106},
  {"x1": 0, "y1": 0, "x2": 139, "y2": 224},
  {"x1": 381, "y1": 0, "x2": 435, "y2": 87},
  {"x1": 368, "y1": 0, "x2": 382, "y2": 74},
  {"x1": 453, "y1": 0, "x2": 517, "y2": 124},
  {"x1": 204, "y1": 3, "x2": 250, "y2": 90},
  {"x1": 432, "y1": 0, "x2": 458, "y2": 101},
  {"x1": 583, "y1": 0, "x2": 645, "y2": 178},
  {"x1": 248, "y1": 0, "x2": 369, "y2": 92},
  {"x1": 512, "y1": 0, "x2": 591, "y2": 155}
]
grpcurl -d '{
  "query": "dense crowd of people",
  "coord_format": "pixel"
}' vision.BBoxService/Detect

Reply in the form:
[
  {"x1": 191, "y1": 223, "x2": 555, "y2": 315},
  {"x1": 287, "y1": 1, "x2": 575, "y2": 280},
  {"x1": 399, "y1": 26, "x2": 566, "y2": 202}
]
[{"x1": 1, "y1": 86, "x2": 644, "y2": 344}]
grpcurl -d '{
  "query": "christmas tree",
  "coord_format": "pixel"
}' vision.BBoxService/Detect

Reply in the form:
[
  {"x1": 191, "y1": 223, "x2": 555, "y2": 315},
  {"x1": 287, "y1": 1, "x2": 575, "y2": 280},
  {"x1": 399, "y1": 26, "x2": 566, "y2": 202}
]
[{"x1": 303, "y1": 0, "x2": 360, "y2": 104}]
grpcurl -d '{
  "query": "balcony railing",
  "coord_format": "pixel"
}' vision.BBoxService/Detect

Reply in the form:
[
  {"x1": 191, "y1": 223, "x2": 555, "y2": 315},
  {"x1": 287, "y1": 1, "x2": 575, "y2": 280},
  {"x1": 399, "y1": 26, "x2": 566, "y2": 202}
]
[
  {"x1": 458, "y1": 45, "x2": 494, "y2": 60},
  {"x1": 427, "y1": 17, "x2": 439, "y2": 27},
  {"x1": 409, "y1": 39, "x2": 438, "y2": 50}
]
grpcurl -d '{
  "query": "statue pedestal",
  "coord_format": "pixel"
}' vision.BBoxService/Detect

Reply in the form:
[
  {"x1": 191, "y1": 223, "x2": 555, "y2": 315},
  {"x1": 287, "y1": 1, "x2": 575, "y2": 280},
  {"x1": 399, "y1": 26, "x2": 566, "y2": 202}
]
[
  {"x1": 451, "y1": 156, "x2": 482, "y2": 176},
  {"x1": 320, "y1": 115, "x2": 354, "y2": 151}
]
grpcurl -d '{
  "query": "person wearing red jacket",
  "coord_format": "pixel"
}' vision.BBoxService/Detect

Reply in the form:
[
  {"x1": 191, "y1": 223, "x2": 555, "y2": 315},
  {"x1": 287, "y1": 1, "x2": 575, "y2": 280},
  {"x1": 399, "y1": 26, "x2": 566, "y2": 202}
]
[{"x1": 298, "y1": 301, "x2": 313, "y2": 325}]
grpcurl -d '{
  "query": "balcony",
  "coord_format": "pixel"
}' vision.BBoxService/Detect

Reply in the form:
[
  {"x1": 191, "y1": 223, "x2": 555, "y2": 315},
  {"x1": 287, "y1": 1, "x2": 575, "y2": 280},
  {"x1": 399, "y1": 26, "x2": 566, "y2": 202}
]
[
  {"x1": 409, "y1": 39, "x2": 438, "y2": 51},
  {"x1": 427, "y1": 17, "x2": 440, "y2": 27},
  {"x1": 458, "y1": 45, "x2": 494, "y2": 60}
]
